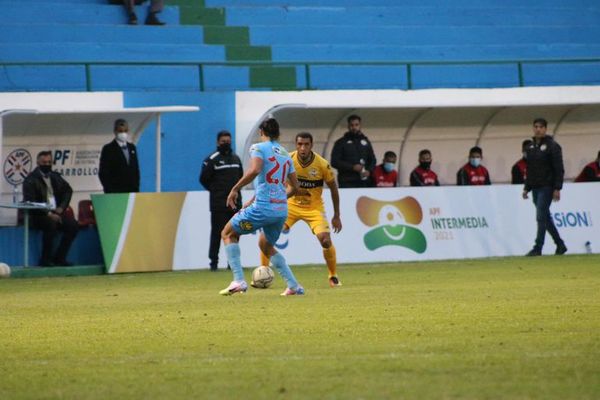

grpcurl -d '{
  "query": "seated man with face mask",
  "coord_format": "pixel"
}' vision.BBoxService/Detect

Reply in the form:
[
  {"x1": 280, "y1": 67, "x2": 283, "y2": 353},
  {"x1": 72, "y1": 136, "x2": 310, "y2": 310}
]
[
  {"x1": 456, "y1": 146, "x2": 491, "y2": 186},
  {"x1": 372, "y1": 151, "x2": 398, "y2": 187},
  {"x1": 410, "y1": 149, "x2": 440, "y2": 187},
  {"x1": 99, "y1": 119, "x2": 140, "y2": 194},
  {"x1": 23, "y1": 151, "x2": 79, "y2": 266}
]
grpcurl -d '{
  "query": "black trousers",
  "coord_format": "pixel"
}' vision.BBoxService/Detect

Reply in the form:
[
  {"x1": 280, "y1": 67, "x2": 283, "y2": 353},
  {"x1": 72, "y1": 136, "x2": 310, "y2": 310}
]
[
  {"x1": 209, "y1": 210, "x2": 236, "y2": 270},
  {"x1": 32, "y1": 214, "x2": 79, "y2": 265}
]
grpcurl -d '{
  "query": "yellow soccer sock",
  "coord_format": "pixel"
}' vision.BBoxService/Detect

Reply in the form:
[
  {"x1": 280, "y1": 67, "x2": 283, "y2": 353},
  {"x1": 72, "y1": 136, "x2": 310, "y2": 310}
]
[
  {"x1": 323, "y1": 245, "x2": 337, "y2": 277},
  {"x1": 259, "y1": 251, "x2": 271, "y2": 267}
]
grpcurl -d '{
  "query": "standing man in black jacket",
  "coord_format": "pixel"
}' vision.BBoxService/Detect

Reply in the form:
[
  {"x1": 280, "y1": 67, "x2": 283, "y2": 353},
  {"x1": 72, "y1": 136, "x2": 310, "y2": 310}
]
[
  {"x1": 99, "y1": 119, "x2": 140, "y2": 194},
  {"x1": 330, "y1": 114, "x2": 376, "y2": 188},
  {"x1": 23, "y1": 151, "x2": 78, "y2": 266},
  {"x1": 200, "y1": 130, "x2": 243, "y2": 271},
  {"x1": 522, "y1": 118, "x2": 567, "y2": 256}
]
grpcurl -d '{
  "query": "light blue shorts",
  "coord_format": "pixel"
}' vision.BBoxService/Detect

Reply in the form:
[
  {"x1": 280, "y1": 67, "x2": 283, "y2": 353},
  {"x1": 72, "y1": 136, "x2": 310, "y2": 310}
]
[{"x1": 231, "y1": 203, "x2": 287, "y2": 245}]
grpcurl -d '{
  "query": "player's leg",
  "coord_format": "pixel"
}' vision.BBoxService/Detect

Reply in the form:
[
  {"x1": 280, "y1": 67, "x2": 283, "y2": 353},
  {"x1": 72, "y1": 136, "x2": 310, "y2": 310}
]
[
  {"x1": 219, "y1": 221, "x2": 247, "y2": 295},
  {"x1": 316, "y1": 232, "x2": 341, "y2": 287},
  {"x1": 306, "y1": 209, "x2": 341, "y2": 287},
  {"x1": 261, "y1": 221, "x2": 304, "y2": 296}
]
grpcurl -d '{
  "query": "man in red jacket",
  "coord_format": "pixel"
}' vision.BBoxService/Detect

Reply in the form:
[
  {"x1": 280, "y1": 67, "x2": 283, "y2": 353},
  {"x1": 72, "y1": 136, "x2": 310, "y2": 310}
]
[
  {"x1": 456, "y1": 146, "x2": 491, "y2": 186},
  {"x1": 511, "y1": 139, "x2": 532, "y2": 184},
  {"x1": 410, "y1": 149, "x2": 440, "y2": 186},
  {"x1": 372, "y1": 151, "x2": 398, "y2": 187},
  {"x1": 575, "y1": 151, "x2": 600, "y2": 182}
]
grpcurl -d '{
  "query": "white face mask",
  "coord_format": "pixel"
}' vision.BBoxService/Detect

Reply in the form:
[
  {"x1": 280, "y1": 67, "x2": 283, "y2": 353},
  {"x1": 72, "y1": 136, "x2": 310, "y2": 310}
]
[{"x1": 116, "y1": 132, "x2": 129, "y2": 143}]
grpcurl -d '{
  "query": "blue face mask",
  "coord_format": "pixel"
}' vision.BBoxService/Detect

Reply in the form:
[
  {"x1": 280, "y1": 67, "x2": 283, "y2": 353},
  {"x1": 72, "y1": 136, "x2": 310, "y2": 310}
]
[
  {"x1": 383, "y1": 162, "x2": 395, "y2": 173},
  {"x1": 469, "y1": 158, "x2": 481, "y2": 168}
]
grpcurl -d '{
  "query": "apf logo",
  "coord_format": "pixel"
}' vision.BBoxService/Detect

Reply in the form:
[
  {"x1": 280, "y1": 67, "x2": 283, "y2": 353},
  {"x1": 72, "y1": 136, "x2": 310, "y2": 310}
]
[
  {"x1": 3, "y1": 148, "x2": 32, "y2": 185},
  {"x1": 356, "y1": 196, "x2": 427, "y2": 253}
]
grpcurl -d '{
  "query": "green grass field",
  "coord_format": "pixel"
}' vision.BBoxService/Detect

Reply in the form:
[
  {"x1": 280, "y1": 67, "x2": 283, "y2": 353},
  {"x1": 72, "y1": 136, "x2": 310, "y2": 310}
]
[{"x1": 1, "y1": 255, "x2": 599, "y2": 399}]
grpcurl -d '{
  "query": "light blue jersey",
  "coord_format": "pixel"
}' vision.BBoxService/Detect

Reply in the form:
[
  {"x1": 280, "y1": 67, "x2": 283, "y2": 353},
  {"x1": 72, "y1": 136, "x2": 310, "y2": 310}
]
[
  {"x1": 231, "y1": 140, "x2": 295, "y2": 244},
  {"x1": 251, "y1": 140, "x2": 295, "y2": 207}
]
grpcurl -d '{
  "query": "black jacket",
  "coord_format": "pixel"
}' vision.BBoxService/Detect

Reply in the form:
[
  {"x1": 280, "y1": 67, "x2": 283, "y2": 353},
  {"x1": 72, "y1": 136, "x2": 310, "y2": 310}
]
[
  {"x1": 200, "y1": 149, "x2": 243, "y2": 212},
  {"x1": 99, "y1": 140, "x2": 140, "y2": 193},
  {"x1": 524, "y1": 135, "x2": 564, "y2": 191},
  {"x1": 22, "y1": 167, "x2": 73, "y2": 217},
  {"x1": 330, "y1": 131, "x2": 376, "y2": 186}
]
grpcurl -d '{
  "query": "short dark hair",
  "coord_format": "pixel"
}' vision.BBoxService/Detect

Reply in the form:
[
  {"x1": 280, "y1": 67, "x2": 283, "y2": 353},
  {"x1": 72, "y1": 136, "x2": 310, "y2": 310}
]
[
  {"x1": 295, "y1": 132, "x2": 313, "y2": 143},
  {"x1": 384, "y1": 151, "x2": 396, "y2": 159},
  {"x1": 533, "y1": 118, "x2": 547, "y2": 127},
  {"x1": 418, "y1": 149, "x2": 431, "y2": 158},
  {"x1": 522, "y1": 139, "x2": 533, "y2": 149},
  {"x1": 37, "y1": 150, "x2": 52, "y2": 160},
  {"x1": 217, "y1": 130, "x2": 231, "y2": 140},
  {"x1": 469, "y1": 146, "x2": 483, "y2": 156},
  {"x1": 259, "y1": 118, "x2": 280, "y2": 140},
  {"x1": 114, "y1": 118, "x2": 129, "y2": 132},
  {"x1": 347, "y1": 114, "x2": 361, "y2": 124},
  {"x1": 597, "y1": 150, "x2": 600, "y2": 159}
]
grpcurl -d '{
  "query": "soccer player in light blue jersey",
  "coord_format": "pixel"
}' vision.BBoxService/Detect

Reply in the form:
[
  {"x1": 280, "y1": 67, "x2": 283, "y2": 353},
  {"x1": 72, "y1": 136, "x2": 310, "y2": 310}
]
[{"x1": 219, "y1": 118, "x2": 305, "y2": 296}]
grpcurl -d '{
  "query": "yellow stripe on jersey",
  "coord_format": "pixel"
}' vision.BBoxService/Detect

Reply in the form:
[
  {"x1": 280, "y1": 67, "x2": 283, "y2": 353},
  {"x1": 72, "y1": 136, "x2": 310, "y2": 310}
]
[{"x1": 289, "y1": 151, "x2": 334, "y2": 210}]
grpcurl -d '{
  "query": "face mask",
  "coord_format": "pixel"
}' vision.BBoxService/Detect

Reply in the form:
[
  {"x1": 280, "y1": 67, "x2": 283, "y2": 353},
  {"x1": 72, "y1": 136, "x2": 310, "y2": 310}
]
[
  {"x1": 419, "y1": 161, "x2": 431, "y2": 170},
  {"x1": 116, "y1": 132, "x2": 129, "y2": 143},
  {"x1": 218, "y1": 143, "x2": 231, "y2": 154},
  {"x1": 469, "y1": 158, "x2": 481, "y2": 168},
  {"x1": 383, "y1": 162, "x2": 395, "y2": 173},
  {"x1": 39, "y1": 165, "x2": 52, "y2": 174}
]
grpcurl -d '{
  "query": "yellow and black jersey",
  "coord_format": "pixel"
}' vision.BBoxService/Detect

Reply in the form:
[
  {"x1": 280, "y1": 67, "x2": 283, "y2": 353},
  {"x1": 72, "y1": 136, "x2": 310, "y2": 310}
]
[{"x1": 289, "y1": 150, "x2": 334, "y2": 210}]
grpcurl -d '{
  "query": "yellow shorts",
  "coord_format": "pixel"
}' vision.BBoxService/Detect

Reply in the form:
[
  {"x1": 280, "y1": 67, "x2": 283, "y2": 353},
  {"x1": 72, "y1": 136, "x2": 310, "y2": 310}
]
[{"x1": 285, "y1": 206, "x2": 330, "y2": 235}]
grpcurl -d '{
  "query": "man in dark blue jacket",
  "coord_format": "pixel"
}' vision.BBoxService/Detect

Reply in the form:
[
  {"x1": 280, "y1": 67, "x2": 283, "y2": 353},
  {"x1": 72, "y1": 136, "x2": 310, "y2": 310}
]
[{"x1": 522, "y1": 118, "x2": 567, "y2": 256}]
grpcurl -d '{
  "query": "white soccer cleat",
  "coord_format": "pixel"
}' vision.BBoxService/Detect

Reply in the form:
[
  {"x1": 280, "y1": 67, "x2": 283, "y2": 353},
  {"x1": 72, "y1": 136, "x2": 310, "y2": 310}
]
[
  {"x1": 219, "y1": 280, "x2": 248, "y2": 296},
  {"x1": 280, "y1": 285, "x2": 305, "y2": 296}
]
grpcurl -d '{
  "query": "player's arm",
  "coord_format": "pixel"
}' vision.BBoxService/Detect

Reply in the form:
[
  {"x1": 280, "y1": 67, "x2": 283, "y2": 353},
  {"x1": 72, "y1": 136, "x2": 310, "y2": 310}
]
[
  {"x1": 227, "y1": 156, "x2": 262, "y2": 210},
  {"x1": 286, "y1": 171, "x2": 299, "y2": 198},
  {"x1": 326, "y1": 179, "x2": 342, "y2": 233}
]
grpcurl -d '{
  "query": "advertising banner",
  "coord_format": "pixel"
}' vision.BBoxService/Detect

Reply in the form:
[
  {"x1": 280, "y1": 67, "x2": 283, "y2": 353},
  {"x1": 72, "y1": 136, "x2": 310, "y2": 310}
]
[{"x1": 93, "y1": 183, "x2": 599, "y2": 274}]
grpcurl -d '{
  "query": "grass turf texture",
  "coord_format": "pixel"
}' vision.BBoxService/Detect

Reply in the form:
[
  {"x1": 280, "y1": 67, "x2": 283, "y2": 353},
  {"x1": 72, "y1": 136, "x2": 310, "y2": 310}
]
[{"x1": 1, "y1": 256, "x2": 599, "y2": 399}]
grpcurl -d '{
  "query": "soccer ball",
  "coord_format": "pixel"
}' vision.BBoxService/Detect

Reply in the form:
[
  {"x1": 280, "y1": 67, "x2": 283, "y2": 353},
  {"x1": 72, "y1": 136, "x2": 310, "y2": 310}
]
[
  {"x1": 251, "y1": 265, "x2": 274, "y2": 289},
  {"x1": 0, "y1": 262, "x2": 11, "y2": 279}
]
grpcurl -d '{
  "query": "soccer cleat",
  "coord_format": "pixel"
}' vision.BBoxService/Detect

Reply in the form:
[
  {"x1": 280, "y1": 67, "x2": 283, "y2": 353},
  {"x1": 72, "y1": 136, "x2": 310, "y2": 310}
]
[
  {"x1": 526, "y1": 248, "x2": 542, "y2": 257},
  {"x1": 280, "y1": 285, "x2": 305, "y2": 296},
  {"x1": 219, "y1": 280, "x2": 248, "y2": 296},
  {"x1": 329, "y1": 276, "x2": 342, "y2": 287}
]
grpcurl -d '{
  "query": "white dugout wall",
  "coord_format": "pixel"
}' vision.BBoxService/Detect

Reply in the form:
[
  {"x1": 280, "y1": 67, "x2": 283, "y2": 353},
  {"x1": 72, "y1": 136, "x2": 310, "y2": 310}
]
[{"x1": 235, "y1": 87, "x2": 600, "y2": 185}]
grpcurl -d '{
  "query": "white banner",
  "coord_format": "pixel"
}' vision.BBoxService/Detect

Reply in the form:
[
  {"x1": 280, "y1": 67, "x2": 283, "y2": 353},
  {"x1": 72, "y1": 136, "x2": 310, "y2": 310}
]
[{"x1": 173, "y1": 183, "x2": 599, "y2": 270}]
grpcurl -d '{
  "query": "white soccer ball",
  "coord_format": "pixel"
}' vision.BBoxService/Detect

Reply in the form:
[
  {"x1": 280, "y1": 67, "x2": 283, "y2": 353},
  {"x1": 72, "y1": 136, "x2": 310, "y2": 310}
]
[
  {"x1": 251, "y1": 265, "x2": 274, "y2": 289},
  {"x1": 0, "y1": 262, "x2": 11, "y2": 279}
]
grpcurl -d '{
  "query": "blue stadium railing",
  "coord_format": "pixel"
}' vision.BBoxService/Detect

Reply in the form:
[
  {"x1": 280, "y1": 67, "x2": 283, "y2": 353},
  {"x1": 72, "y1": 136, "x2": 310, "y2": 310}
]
[{"x1": 1, "y1": 58, "x2": 600, "y2": 92}]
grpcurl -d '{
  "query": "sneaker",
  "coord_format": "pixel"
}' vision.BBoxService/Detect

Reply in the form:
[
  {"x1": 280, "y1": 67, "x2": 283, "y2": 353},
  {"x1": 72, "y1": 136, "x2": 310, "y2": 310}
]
[
  {"x1": 145, "y1": 12, "x2": 165, "y2": 26},
  {"x1": 526, "y1": 248, "x2": 542, "y2": 257},
  {"x1": 280, "y1": 285, "x2": 305, "y2": 296},
  {"x1": 127, "y1": 12, "x2": 138, "y2": 25},
  {"x1": 329, "y1": 276, "x2": 342, "y2": 287},
  {"x1": 219, "y1": 280, "x2": 248, "y2": 296},
  {"x1": 555, "y1": 243, "x2": 568, "y2": 255}
]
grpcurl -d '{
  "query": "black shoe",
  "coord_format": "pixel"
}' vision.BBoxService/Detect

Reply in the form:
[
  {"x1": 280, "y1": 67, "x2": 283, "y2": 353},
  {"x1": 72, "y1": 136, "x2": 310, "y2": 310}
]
[
  {"x1": 128, "y1": 12, "x2": 138, "y2": 25},
  {"x1": 53, "y1": 259, "x2": 73, "y2": 267},
  {"x1": 526, "y1": 249, "x2": 542, "y2": 257},
  {"x1": 39, "y1": 260, "x2": 55, "y2": 267},
  {"x1": 555, "y1": 244, "x2": 567, "y2": 255},
  {"x1": 145, "y1": 13, "x2": 165, "y2": 26}
]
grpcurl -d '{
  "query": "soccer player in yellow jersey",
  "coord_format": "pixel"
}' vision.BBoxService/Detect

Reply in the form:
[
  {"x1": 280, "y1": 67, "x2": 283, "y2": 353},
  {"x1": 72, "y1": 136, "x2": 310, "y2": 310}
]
[{"x1": 260, "y1": 132, "x2": 343, "y2": 287}]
